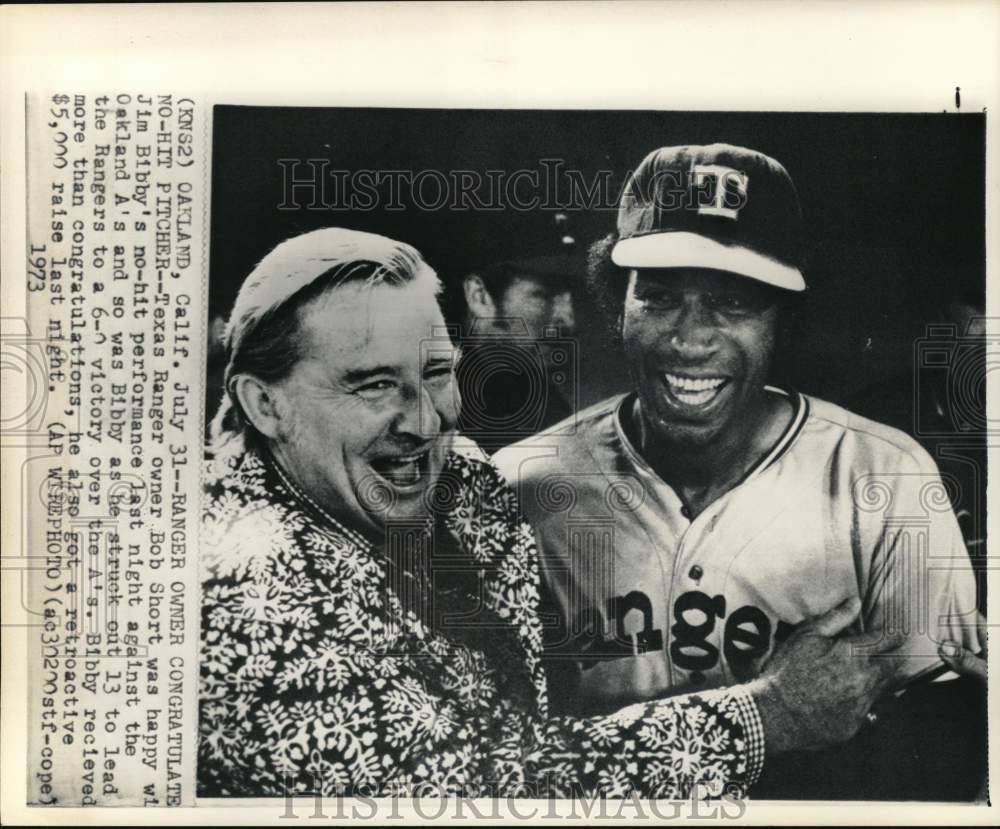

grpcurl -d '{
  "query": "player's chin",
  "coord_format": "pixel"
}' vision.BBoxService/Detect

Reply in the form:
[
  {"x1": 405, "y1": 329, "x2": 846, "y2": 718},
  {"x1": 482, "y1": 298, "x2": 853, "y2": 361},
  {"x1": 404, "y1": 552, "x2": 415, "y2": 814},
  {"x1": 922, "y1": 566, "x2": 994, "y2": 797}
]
[
  {"x1": 658, "y1": 418, "x2": 729, "y2": 450},
  {"x1": 645, "y1": 386, "x2": 742, "y2": 447}
]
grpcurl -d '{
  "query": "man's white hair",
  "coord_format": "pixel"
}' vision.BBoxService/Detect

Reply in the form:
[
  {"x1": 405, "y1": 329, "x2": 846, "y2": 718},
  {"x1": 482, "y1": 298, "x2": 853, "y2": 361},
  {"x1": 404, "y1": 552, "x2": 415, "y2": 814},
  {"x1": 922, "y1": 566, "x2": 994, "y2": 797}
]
[{"x1": 211, "y1": 227, "x2": 441, "y2": 451}]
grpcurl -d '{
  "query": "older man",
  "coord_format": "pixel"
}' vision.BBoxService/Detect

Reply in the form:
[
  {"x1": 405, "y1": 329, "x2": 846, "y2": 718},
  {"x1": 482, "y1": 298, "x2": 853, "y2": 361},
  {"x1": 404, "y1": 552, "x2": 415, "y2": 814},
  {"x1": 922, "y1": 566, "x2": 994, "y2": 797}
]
[{"x1": 198, "y1": 227, "x2": 903, "y2": 799}]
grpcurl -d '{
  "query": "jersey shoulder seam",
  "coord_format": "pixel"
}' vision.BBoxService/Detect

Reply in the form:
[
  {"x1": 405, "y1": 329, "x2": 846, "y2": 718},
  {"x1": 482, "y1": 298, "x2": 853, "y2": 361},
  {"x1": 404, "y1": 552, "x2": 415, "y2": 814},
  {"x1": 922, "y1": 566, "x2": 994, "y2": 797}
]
[
  {"x1": 518, "y1": 393, "x2": 626, "y2": 446},
  {"x1": 803, "y1": 396, "x2": 933, "y2": 469}
]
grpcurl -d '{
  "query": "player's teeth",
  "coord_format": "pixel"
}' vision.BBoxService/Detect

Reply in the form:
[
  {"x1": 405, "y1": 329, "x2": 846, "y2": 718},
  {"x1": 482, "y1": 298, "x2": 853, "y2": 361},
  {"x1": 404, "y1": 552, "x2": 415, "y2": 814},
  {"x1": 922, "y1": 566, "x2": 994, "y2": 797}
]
[
  {"x1": 662, "y1": 373, "x2": 726, "y2": 406},
  {"x1": 663, "y1": 373, "x2": 725, "y2": 392},
  {"x1": 673, "y1": 388, "x2": 716, "y2": 405}
]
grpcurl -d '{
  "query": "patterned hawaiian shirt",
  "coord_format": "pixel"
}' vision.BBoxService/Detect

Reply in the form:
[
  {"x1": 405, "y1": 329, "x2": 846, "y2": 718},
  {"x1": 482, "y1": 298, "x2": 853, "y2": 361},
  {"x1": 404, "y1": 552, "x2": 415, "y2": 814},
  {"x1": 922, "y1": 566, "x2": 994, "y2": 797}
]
[{"x1": 198, "y1": 446, "x2": 765, "y2": 798}]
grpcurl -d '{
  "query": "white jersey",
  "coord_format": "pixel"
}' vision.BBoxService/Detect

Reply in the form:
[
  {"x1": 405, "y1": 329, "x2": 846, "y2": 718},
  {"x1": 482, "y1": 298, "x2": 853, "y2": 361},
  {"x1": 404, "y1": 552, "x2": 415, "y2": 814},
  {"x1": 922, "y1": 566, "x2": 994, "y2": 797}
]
[{"x1": 493, "y1": 389, "x2": 982, "y2": 715}]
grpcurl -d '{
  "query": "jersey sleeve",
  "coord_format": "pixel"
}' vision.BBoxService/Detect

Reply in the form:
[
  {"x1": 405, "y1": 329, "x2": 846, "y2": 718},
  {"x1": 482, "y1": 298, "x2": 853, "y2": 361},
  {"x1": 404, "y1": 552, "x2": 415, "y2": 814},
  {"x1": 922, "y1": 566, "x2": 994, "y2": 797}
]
[
  {"x1": 859, "y1": 446, "x2": 983, "y2": 681},
  {"x1": 200, "y1": 611, "x2": 766, "y2": 798}
]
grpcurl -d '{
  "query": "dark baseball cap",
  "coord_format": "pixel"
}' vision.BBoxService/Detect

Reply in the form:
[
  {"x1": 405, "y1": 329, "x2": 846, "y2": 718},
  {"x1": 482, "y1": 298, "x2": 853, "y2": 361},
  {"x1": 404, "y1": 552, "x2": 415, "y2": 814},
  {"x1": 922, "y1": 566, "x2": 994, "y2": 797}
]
[
  {"x1": 611, "y1": 143, "x2": 806, "y2": 291},
  {"x1": 481, "y1": 212, "x2": 584, "y2": 289}
]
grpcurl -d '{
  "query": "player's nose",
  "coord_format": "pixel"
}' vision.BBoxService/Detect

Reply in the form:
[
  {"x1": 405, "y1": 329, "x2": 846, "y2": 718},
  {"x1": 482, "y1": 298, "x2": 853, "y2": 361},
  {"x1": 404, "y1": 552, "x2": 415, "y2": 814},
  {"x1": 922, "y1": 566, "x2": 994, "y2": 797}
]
[{"x1": 668, "y1": 300, "x2": 718, "y2": 359}]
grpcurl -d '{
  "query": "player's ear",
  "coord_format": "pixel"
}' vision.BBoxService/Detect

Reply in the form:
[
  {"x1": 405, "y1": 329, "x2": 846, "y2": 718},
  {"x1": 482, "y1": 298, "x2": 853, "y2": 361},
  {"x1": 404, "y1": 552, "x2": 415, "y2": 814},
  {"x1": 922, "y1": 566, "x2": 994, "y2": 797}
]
[
  {"x1": 464, "y1": 274, "x2": 497, "y2": 318},
  {"x1": 232, "y1": 373, "x2": 284, "y2": 441}
]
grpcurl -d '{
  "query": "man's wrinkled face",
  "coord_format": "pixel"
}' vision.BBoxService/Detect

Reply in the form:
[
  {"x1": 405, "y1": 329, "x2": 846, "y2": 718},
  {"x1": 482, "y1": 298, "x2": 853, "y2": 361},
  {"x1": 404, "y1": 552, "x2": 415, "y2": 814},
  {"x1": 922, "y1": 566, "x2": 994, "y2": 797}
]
[
  {"x1": 499, "y1": 275, "x2": 576, "y2": 341},
  {"x1": 622, "y1": 268, "x2": 780, "y2": 451},
  {"x1": 269, "y1": 280, "x2": 459, "y2": 534}
]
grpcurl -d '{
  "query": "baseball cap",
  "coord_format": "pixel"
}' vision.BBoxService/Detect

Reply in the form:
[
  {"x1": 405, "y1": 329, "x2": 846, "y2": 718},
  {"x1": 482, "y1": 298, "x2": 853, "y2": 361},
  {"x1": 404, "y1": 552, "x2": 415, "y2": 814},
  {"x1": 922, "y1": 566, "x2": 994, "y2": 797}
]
[
  {"x1": 611, "y1": 143, "x2": 806, "y2": 291},
  {"x1": 481, "y1": 212, "x2": 584, "y2": 290}
]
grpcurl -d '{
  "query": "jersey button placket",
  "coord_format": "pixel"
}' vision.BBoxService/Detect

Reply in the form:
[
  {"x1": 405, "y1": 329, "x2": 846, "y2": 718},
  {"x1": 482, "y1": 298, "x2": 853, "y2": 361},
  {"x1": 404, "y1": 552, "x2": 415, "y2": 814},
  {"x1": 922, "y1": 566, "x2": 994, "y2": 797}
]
[{"x1": 666, "y1": 491, "x2": 707, "y2": 691}]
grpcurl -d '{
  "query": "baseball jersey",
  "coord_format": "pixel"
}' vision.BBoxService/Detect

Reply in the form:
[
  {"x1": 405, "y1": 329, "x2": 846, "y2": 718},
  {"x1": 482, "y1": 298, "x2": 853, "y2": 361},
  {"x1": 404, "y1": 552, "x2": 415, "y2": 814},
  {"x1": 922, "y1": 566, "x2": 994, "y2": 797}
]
[{"x1": 493, "y1": 388, "x2": 983, "y2": 716}]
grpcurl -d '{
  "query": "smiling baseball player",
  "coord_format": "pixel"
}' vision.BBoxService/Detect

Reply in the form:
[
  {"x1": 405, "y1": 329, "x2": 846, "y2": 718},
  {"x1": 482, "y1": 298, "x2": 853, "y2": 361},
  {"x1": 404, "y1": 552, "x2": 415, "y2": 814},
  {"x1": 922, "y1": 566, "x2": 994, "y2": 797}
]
[{"x1": 494, "y1": 144, "x2": 982, "y2": 717}]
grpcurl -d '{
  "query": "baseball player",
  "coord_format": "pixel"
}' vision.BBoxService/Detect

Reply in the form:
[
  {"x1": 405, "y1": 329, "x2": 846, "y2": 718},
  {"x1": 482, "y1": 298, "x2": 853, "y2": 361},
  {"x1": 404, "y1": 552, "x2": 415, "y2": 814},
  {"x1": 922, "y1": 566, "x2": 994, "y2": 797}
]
[{"x1": 493, "y1": 144, "x2": 983, "y2": 720}]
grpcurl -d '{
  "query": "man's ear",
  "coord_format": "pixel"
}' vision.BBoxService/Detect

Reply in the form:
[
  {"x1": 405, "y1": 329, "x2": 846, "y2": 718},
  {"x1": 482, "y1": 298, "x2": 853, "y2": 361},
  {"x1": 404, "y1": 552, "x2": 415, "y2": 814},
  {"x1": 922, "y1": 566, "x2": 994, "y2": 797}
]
[
  {"x1": 232, "y1": 374, "x2": 284, "y2": 441},
  {"x1": 464, "y1": 274, "x2": 497, "y2": 319}
]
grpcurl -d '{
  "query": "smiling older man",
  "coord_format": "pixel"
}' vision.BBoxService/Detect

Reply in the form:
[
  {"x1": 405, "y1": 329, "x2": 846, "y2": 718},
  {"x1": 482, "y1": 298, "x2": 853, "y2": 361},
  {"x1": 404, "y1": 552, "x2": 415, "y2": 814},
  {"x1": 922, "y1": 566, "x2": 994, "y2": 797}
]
[{"x1": 198, "y1": 226, "x2": 905, "y2": 799}]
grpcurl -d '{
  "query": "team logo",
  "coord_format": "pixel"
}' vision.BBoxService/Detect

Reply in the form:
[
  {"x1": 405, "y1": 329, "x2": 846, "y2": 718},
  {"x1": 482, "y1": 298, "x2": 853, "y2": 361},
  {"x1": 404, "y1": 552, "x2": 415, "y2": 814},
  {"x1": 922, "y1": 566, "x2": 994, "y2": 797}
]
[{"x1": 692, "y1": 164, "x2": 749, "y2": 220}]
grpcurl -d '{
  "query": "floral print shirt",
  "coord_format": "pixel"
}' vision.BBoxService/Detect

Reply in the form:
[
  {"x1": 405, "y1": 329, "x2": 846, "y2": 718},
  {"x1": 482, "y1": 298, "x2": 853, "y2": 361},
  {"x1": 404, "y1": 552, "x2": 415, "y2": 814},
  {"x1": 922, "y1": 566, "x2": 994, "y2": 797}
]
[{"x1": 198, "y1": 446, "x2": 765, "y2": 798}]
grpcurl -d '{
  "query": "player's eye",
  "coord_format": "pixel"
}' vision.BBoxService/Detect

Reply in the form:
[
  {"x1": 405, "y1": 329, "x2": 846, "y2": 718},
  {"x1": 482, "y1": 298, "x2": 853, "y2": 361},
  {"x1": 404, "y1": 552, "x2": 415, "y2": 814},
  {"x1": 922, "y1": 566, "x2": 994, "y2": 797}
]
[
  {"x1": 707, "y1": 291, "x2": 769, "y2": 314},
  {"x1": 708, "y1": 293, "x2": 747, "y2": 310},
  {"x1": 636, "y1": 289, "x2": 682, "y2": 309}
]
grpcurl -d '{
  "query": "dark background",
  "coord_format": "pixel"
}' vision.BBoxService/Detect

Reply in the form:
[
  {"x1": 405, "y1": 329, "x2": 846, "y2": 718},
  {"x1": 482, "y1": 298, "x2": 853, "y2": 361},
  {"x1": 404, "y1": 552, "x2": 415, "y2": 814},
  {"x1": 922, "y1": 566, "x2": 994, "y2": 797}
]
[{"x1": 209, "y1": 107, "x2": 985, "y2": 414}]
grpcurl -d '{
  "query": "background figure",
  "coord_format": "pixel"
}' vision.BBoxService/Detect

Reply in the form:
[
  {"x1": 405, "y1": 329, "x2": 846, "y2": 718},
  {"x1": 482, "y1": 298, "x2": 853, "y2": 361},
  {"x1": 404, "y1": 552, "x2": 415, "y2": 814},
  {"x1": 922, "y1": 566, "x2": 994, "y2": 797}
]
[{"x1": 451, "y1": 213, "x2": 582, "y2": 453}]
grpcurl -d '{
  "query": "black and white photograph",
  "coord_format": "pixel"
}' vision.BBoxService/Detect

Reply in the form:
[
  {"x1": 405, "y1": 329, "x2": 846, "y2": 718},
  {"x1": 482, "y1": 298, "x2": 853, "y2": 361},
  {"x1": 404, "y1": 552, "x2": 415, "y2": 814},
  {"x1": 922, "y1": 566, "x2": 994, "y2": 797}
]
[
  {"x1": 198, "y1": 107, "x2": 988, "y2": 801},
  {"x1": 3, "y1": 2, "x2": 997, "y2": 824}
]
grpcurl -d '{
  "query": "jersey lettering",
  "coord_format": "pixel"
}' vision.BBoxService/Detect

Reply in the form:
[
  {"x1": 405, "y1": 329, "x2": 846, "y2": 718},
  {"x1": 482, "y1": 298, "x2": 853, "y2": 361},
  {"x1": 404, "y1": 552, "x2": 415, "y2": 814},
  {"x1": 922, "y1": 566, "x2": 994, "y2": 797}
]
[
  {"x1": 610, "y1": 590, "x2": 664, "y2": 655},
  {"x1": 669, "y1": 590, "x2": 726, "y2": 670},
  {"x1": 723, "y1": 605, "x2": 771, "y2": 679},
  {"x1": 563, "y1": 589, "x2": 787, "y2": 679},
  {"x1": 565, "y1": 590, "x2": 663, "y2": 669}
]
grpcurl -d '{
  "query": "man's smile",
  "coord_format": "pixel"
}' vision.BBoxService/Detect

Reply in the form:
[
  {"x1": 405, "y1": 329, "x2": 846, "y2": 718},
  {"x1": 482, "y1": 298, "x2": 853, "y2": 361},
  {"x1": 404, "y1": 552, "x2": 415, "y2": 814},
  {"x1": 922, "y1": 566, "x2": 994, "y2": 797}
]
[
  {"x1": 661, "y1": 372, "x2": 731, "y2": 410},
  {"x1": 369, "y1": 449, "x2": 433, "y2": 490}
]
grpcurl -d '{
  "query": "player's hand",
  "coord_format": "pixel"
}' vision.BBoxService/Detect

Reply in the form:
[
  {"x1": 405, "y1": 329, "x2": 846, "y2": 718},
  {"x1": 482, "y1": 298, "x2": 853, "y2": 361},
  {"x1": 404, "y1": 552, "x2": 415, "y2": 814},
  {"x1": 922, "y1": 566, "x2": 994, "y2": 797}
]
[
  {"x1": 749, "y1": 595, "x2": 906, "y2": 755},
  {"x1": 938, "y1": 611, "x2": 987, "y2": 683}
]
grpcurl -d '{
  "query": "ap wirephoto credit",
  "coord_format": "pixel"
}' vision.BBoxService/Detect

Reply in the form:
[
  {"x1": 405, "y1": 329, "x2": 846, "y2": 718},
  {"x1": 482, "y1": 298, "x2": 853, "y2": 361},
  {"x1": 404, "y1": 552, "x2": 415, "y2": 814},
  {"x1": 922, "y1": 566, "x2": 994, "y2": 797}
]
[{"x1": 196, "y1": 107, "x2": 987, "y2": 803}]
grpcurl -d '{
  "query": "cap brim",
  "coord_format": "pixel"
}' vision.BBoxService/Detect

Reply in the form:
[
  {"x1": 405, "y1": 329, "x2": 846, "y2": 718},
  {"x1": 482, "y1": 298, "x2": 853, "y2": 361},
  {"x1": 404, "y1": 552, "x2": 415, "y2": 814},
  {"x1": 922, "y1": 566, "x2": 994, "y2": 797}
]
[{"x1": 611, "y1": 231, "x2": 805, "y2": 292}]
